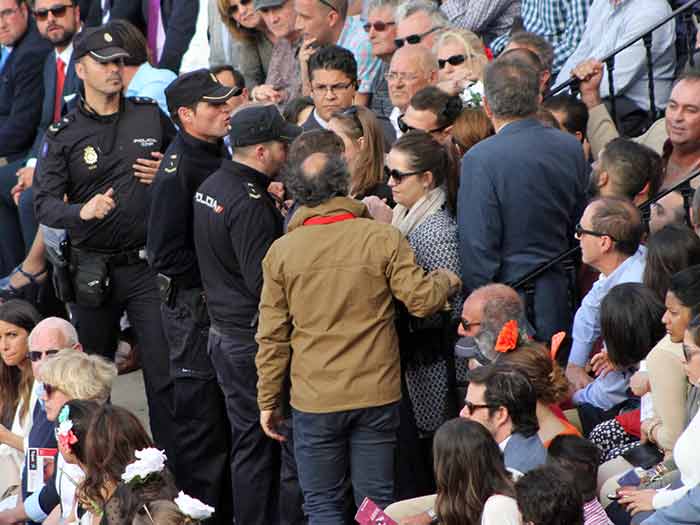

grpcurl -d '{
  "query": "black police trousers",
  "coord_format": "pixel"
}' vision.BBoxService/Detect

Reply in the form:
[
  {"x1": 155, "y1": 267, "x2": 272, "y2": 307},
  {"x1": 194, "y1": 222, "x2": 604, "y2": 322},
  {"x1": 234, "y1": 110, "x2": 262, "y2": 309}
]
[
  {"x1": 70, "y1": 261, "x2": 176, "y2": 463},
  {"x1": 160, "y1": 289, "x2": 233, "y2": 524},
  {"x1": 208, "y1": 326, "x2": 281, "y2": 525}
]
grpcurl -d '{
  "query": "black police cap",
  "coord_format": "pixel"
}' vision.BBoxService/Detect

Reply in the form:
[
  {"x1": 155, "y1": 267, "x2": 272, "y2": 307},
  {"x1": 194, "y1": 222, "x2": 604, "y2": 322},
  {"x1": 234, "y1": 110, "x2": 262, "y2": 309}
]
[
  {"x1": 165, "y1": 69, "x2": 241, "y2": 115},
  {"x1": 229, "y1": 105, "x2": 303, "y2": 148},
  {"x1": 74, "y1": 26, "x2": 129, "y2": 63}
]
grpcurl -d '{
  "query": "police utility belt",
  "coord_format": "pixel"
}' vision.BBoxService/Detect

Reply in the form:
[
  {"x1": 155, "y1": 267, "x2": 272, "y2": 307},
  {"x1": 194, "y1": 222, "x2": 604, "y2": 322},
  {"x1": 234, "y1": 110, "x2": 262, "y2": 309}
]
[{"x1": 46, "y1": 241, "x2": 147, "y2": 307}]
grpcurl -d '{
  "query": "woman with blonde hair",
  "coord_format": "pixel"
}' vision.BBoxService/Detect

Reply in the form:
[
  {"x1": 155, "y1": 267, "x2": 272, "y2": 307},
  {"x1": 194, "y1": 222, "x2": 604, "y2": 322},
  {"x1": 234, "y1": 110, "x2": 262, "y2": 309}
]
[
  {"x1": 434, "y1": 29, "x2": 489, "y2": 107},
  {"x1": 328, "y1": 106, "x2": 393, "y2": 203},
  {"x1": 215, "y1": 0, "x2": 274, "y2": 88}
]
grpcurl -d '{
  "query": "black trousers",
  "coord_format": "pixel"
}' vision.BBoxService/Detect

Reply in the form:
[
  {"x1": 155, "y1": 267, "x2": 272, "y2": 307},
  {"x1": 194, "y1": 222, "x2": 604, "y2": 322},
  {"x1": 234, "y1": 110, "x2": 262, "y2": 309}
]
[
  {"x1": 161, "y1": 289, "x2": 233, "y2": 524},
  {"x1": 70, "y1": 261, "x2": 176, "y2": 463},
  {"x1": 208, "y1": 327, "x2": 281, "y2": 525}
]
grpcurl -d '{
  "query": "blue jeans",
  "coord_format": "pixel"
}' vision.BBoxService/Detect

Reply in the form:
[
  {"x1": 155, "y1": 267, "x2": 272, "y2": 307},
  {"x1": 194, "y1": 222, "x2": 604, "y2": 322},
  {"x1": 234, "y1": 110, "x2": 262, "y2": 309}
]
[{"x1": 292, "y1": 402, "x2": 400, "y2": 525}]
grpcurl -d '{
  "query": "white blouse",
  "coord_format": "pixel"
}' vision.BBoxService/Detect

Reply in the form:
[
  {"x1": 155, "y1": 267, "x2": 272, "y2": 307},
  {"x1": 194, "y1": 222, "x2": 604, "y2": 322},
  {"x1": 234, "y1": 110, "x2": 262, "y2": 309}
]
[{"x1": 481, "y1": 494, "x2": 522, "y2": 525}]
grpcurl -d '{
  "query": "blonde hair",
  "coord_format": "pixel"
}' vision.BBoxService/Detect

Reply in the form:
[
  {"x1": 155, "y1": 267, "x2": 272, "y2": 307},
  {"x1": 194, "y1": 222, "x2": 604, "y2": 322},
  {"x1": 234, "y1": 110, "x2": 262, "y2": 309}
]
[
  {"x1": 434, "y1": 29, "x2": 488, "y2": 80},
  {"x1": 39, "y1": 351, "x2": 117, "y2": 403}
]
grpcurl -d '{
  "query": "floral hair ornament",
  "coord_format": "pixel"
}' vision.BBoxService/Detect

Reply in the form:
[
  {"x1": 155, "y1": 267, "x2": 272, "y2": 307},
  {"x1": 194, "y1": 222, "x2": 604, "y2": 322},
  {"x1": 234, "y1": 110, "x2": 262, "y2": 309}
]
[
  {"x1": 174, "y1": 491, "x2": 215, "y2": 521},
  {"x1": 550, "y1": 332, "x2": 567, "y2": 361},
  {"x1": 56, "y1": 405, "x2": 78, "y2": 450},
  {"x1": 121, "y1": 448, "x2": 167, "y2": 485},
  {"x1": 494, "y1": 320, "x2": 523, "y2": 353}
]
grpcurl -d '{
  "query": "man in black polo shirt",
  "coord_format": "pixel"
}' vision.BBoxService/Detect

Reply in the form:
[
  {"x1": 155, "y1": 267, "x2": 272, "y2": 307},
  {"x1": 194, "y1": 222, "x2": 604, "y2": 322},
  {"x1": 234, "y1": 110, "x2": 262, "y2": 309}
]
[
  {"x1": 147, "y1": 69, "x2": 237, "y2": 524},
  {"x1": 193, "y1": 104, "x2": 302, "y2": 525}
]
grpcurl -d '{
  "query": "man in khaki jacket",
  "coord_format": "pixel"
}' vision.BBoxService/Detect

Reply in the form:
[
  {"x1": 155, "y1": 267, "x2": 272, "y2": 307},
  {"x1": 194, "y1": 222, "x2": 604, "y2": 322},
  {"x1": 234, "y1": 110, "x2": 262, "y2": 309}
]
[{"x1": 255, "y1": 151, "x2": 461, "y2": 522}]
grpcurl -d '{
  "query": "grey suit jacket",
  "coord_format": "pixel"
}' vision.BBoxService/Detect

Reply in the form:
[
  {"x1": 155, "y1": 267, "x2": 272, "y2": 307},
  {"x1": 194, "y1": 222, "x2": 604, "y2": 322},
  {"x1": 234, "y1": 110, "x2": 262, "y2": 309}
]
[{"x1": 503, "y1": 432, "x2": 547, "y2": 475}]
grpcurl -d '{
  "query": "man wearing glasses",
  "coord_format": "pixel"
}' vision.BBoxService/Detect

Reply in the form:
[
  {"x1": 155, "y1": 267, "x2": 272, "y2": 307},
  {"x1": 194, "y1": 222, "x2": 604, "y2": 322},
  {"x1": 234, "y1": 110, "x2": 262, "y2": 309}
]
[
  {"x1": 566, "y1": 197, "x2": 646, "y2": 391},
  {"x1": 0, "y1": 0, "x2": 52, "y2": 276},
  {"x1": 394, "y1": 0, "x2": 447, "y2": 52},
  {"x1": 0, "y1": 317, "x2": 82, "y2": 525}
]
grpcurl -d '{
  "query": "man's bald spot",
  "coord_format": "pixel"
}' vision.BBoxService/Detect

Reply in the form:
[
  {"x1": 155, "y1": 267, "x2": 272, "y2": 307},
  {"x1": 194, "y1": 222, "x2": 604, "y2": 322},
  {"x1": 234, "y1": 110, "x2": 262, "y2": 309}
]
[
  {"x1": 392, "y1": 45, "x2": 438, "y2": 76},
  {"x1": 301, "y1": 152, "x2": 331, "y2": 179},
  {"x1": 469, "y1": 283, "x2": 522, "y2": 306},
  {"x1": 28, "y1": 317, "x2": 79, "y2": 350}
]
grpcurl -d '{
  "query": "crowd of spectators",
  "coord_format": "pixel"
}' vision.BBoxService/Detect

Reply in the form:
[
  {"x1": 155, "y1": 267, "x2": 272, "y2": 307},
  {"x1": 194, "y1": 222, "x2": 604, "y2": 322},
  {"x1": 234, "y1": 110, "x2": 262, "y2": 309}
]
[{"x1": 2, "y1": 0, "x2": 700, "y2": 523}]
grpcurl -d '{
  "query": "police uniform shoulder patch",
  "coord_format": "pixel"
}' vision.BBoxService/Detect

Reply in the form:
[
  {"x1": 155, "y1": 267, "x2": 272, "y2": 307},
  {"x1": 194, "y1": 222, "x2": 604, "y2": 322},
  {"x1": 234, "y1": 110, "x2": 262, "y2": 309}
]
[
  {"x1": 46, "y1": 115, "x2": 73, "y2": 136},
  {"x1": 163, "y1": 154, "x2": 179, "y2": 174},
  {"x1": 129, "y1": 96, "x2": 157, "y2": 105},
  {"x1": 245, "y1": 182, "x2": 262, "y2": 200}
]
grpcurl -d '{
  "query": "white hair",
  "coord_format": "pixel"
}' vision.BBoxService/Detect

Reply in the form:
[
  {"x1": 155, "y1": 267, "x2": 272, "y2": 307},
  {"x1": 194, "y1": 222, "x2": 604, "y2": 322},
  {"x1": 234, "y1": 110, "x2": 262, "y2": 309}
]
[
  {"x1": 367, "y1": 0, "x2": 400, "y2": 17},
  {"x1": 396, "y1": 0, "x2": 448, "y2": 27},
  {"x1": 28, "y1": 317, "x2": 79, "y2": 350}
]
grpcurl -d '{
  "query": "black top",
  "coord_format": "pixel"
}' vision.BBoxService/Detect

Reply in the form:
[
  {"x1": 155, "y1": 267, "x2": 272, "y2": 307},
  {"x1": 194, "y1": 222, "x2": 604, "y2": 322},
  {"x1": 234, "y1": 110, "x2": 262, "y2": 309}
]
[
  {"x1": 193, "y1": 160, "x2": 283, "y2": 334},
  {"x1": 147, "y1": 131, "x2": 227, "y2": 287},
  {"x1": 33, "y1": 96, "x2": 176, "y2": 251}
]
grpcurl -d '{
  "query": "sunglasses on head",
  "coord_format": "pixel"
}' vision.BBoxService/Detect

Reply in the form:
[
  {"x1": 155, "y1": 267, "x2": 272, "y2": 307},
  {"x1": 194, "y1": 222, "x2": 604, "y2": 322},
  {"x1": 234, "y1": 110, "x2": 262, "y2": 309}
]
[
  {"x1": 438, "y1": 54, "x2": 467, "y2": 69},
  {"x1": 228, "y1": 0, "x2": 251, "y2": 17},
  {"x1": 33, "y1": 3, "x2": 73, "y2": 20},
  {"x1": 28, "y1": 349, "x2": 60, "y2": 362},
  {"x1": 362, "y1": 20, "x2": 395, "y2": 32},
  {"x1": 383, "y1": 165, "x2": 423, "y2": 184},
  {"x1": 394, "y1": 26, "x2": 442, "y2": 48}
]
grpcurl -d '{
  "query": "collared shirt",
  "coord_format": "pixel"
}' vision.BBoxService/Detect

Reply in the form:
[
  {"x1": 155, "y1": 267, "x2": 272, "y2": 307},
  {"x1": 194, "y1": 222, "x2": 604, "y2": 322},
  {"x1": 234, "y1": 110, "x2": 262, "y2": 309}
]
[
  {"x1": 266, "y1": 37, "x2": 302, "y2": 106},
  {"x1": 369, "y1": 60, "x2": 392, "y2": 119},
  {"x1": 555, "y1": 0, "x2": 675, "y2": 110},
  {"x1": 499, "y1": 434, "x2": 512, "y2": 451},
  {"x1": 55, "y1": 42, "x2": 73, "y2": 68},
  {"x1": 440, "y1": 0, "x2": 520, "y2": 45},
  {"x1": 337, "y1": 15, "x2": 383, "y2": 93},
  {"x1": 125, "y1": 62, "x2": 177, "y2": 115},
  {"x1": 390, "y1": 106, "x2": 402, "y2": 138},
  {"x1": 569, "y1": 246, "x2": 647, "y2": 367},
  {"x1": 490, "y1": 0, "x2": 590, "y2": 75},
  {"x1": 572, "y1": 365, "x2": 637, "y2": 410}
]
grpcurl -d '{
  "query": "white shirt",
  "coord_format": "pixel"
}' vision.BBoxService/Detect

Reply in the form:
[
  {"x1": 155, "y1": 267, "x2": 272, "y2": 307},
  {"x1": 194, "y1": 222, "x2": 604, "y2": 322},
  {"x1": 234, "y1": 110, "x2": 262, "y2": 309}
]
[
  {"x1": 481, "y1": 495, "x2": 521, "y2": 525},
  {"x1": 180, "y1": 0, "x2": 211, "y2": 72},
  {"x1": 390, "y1": 106, "x2": 402, "y2": 138}
]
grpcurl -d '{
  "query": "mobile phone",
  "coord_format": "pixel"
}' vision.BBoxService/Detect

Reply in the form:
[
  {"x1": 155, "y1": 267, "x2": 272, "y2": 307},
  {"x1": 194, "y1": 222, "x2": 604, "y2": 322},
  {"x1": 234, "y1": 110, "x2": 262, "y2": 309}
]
[{"x1": 607, "y1": 493, "x2": 622, "y2": 501}]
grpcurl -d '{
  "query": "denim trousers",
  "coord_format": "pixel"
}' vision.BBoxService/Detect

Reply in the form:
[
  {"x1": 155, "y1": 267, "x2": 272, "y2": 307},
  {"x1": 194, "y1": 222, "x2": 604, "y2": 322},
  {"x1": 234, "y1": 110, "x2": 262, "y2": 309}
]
[{"x1": 292, "y1": 402, "x2": 400, "y2": 525}]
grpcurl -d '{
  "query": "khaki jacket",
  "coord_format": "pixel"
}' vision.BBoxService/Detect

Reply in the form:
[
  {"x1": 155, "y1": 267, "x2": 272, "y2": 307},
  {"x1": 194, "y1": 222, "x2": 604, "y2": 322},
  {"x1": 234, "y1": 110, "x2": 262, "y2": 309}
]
[
  {"x1": 587, "y1": 103, "x2": 668, "y2": 159},
  {"x1": 255, "y1": 197, "x2": 451, "y2": 413}
]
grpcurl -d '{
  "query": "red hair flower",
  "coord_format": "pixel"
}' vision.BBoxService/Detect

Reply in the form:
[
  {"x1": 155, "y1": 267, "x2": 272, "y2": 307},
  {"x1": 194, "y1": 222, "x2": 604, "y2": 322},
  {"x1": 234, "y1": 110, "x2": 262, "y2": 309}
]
[
  {"x1": 58, "y1": 429, "x2": 78, "y2": 450},
  {"x1": 495, "y1": 320, "x2": 519, "y2": 353}
]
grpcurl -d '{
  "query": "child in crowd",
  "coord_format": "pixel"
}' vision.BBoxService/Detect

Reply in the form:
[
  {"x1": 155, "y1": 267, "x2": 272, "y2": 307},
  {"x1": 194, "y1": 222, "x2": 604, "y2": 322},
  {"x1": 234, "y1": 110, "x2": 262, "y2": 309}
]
[{"x1": 515, "y1": 464, "x2": 585, "y2": 525}]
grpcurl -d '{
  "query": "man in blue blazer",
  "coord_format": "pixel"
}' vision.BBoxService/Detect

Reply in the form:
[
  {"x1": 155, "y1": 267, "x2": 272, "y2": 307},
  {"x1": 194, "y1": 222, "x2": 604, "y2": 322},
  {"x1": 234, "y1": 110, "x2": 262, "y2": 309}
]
[
  {"x1": 458, "y1": 56, "x2": 589, "y2": 343},
  {"x1": 0, "y1": 0, "x2": 80, "y2": 276}
]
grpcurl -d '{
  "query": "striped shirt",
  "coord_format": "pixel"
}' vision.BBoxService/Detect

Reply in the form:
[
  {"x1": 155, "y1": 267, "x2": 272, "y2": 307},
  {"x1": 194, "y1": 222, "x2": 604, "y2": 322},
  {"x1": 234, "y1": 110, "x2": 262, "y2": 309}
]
[
  {"x1": 337, "y1": 15, "x2": 383, "y2": 93},
  {"x1": 584, "y1": 498, "x2": 614, "y2": 525},
  {"x1": 490, "y1": 0, "x2": 591, "y2": 75},
  {"x1": 441, "y1": 0, "x2": 520, "y2": 46}
]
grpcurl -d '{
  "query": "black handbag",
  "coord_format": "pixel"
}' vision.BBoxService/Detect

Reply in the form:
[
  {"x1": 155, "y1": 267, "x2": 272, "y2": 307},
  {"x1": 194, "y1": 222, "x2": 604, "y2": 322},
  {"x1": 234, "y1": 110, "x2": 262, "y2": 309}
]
[{"x1": 622, "y1": 443, "x2": 665, "y2": 470}]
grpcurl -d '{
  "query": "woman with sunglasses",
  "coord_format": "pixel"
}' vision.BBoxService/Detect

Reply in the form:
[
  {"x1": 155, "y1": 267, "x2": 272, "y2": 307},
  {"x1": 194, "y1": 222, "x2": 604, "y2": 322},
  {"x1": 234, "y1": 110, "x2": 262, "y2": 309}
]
[
  {"x1": 434, "y1": 28, "x2": 489, "y2": 107},
  {"x1": 366, "y1": 130, "x2": 462, "y2": 498},
  {"x1": 0, "y1": 299, "x2": 41, "y2": 496},
  {"x1": 215, "y1": 0, "x2": 274, "y2": 89},
  {"x1": 328, "y1": 105, "x2": 393, "y2": 203}
]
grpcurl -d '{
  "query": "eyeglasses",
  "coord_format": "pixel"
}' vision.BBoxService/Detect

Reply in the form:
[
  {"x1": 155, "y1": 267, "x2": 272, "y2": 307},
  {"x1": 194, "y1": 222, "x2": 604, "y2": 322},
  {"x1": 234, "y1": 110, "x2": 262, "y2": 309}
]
[
  {"x1": 460, "y1": 318, "x2": 481, "y2": 331},
  {"x1": 574, "y1": 222, "x2": 617, "y2": 242},
  {"x1": 384, "y1": 165, "x2": 424, "y2": 184},
  {"x1": 311, "y1": 81, "x2": 354, "y2": 96},
  {"x1": 438, "y1": 54, "x2": 467, "y2": 69},
  {"x1": 0, "y1": 6, "x2": 20, "y2": 19},
  {"x1": 463, "y1": 401, "x2": 495, "y2": 414},
  {"x1": 394, "y1": 26, "x2": 443, "y2": 48},
  {"x1": 318, "y1": 0, "x2": 338, "y2": 12},
  {"x1": 384, "y1": 71, "x2": 419, "y2": 83},
  {"x1": 28, "y1": 349, "x2": 60, "y2": 362},
  {"x1": 397, "y1": 114, "x2": 450, "y2": 135},
  {"x1": 44, "y1": 383, "x2": 62, "y2": 398},
  {"x1": 227, "y1": 0, "x2": 251, "y2": 18},
  {"x1": 362, "y1": 20, "x2": 395, "y2": 32},
  {"x1": 33, "y1": 3, "x2": 72, "y2": 20}
]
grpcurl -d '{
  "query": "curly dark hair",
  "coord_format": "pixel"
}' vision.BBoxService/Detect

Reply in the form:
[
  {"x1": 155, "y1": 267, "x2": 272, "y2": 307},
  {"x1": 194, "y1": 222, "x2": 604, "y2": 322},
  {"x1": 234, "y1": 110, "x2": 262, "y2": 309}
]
[{"x1": 284, "y1": 153, "x2": 350, "y2": 207}]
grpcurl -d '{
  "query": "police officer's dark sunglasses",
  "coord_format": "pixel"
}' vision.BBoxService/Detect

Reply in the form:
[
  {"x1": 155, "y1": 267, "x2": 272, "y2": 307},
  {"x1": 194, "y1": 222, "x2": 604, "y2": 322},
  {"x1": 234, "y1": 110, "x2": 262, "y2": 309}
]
[
  {"x1": 438, "y1": 54, "x2": 467, "y2": 69},
  {"x1": 33, "y1": 3, "x2": 73, "y2": 20}
]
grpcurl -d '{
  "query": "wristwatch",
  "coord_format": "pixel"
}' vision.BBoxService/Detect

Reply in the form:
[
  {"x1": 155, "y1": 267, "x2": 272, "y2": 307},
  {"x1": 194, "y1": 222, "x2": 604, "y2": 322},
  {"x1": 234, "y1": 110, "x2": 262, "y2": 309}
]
[{"x1": 426, "y1": 508, "x2": 439, "y2": 524}]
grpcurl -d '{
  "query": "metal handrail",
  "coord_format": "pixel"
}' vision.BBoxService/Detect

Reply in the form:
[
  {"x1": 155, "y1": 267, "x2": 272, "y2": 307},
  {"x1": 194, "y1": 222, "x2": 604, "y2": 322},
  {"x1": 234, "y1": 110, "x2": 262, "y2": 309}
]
[{"x1": 509, "y1": 170, "x2": 700, "y2": 291}]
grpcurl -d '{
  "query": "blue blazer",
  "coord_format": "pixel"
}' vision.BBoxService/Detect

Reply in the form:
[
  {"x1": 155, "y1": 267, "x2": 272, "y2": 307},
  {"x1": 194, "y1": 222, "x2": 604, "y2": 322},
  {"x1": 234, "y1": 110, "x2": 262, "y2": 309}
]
[
  {"x1": 457, "y1": 118, "x2": 589, "y2": 341},
  {"x1": 28, "y1": 51, "x2": 82, "y2": 159},
  {"x1": 0, "y1": 22, "x2": 52, "y2": 159},
  {"x1": 503, "y1": 431, "x2": 548, "y2": 475}
]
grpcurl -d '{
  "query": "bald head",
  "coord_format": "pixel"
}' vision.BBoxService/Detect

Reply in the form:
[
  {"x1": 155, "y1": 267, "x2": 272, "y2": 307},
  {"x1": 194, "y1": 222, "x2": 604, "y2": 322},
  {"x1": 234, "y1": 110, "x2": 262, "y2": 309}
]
[
  {"x1": 28, "y1": 317, "x2": 79, "y2": 351},
  {"x1": 459, "y1": 284, "x2": 523, "y2": 339},
  {"x1": 388, "y1": 46, "x2": 438, "y2": 111}
]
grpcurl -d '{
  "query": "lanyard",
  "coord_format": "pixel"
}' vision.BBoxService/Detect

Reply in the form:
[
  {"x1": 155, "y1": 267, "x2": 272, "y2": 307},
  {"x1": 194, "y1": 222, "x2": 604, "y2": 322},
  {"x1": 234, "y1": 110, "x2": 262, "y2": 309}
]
[{"x1": 302, "y1": 212, "x2": 355, "y2": 226}]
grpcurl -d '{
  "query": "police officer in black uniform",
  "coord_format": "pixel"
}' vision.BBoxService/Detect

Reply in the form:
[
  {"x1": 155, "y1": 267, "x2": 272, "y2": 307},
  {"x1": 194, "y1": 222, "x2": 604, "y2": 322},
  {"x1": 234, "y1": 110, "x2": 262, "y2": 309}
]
[
  {"x1": 193, "y1": 105, "x2": 302, "y2": 525},
  {"x1": 146, "y1": 70, "x2": 236, "y2": 524},
  {"x1": 32, "y1": 26, "x2": 177, "y2": 460}
]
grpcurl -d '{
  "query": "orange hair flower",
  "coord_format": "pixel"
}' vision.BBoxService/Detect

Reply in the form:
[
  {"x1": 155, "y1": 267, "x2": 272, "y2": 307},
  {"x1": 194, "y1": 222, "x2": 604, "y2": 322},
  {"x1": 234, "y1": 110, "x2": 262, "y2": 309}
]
[
  {"x1": 550, "y1": 332, "x2": 567, "y2": 361},
  {"x1": 495, "y1": 320, "x2": 519, "y2": 353}
]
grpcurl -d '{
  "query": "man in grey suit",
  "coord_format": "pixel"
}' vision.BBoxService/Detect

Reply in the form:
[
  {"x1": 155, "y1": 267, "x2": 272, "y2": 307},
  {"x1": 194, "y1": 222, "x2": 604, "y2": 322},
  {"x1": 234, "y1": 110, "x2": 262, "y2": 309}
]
[{"x1": 458, "y1": 56, "x2": 589, "y2": 343}]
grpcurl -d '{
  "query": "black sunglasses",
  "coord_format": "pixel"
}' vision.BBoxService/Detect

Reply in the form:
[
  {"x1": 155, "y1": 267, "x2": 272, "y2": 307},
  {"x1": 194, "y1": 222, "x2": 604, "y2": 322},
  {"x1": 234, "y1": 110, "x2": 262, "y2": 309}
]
[
  {"x1": 33, "y1": 3, "x2": 72, "y2": 20},
  {"x1": 362, "y1": 20, "x2": 395, "y2": 32},
  {"x1": 397, "y1": 114, "x2": 450, "y2": 135},
  {"x1": 28, "y1": 349, "x2": 60, "y2": 362},
  {"x1": 459, "y1": 318, "x2": 480, "y2": 331},
  {"x1": 384, "y1": 165, "x2": 423, "y2": 184},
  {"x1": 394, "y1": 26, "x2": 442, "y2": 48},
  {"x1": 44, "y1": 383, "x2": 61, "y2": 397},
  {"x1": 438, "y1": 54, "x2": 467, "y2": 69},
  {"x1": 228, "y1": 0, "x2": 252, "y2": 17},
  {"x1": 574, "y1": 222, "x2": 617, "y2": 242}
]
